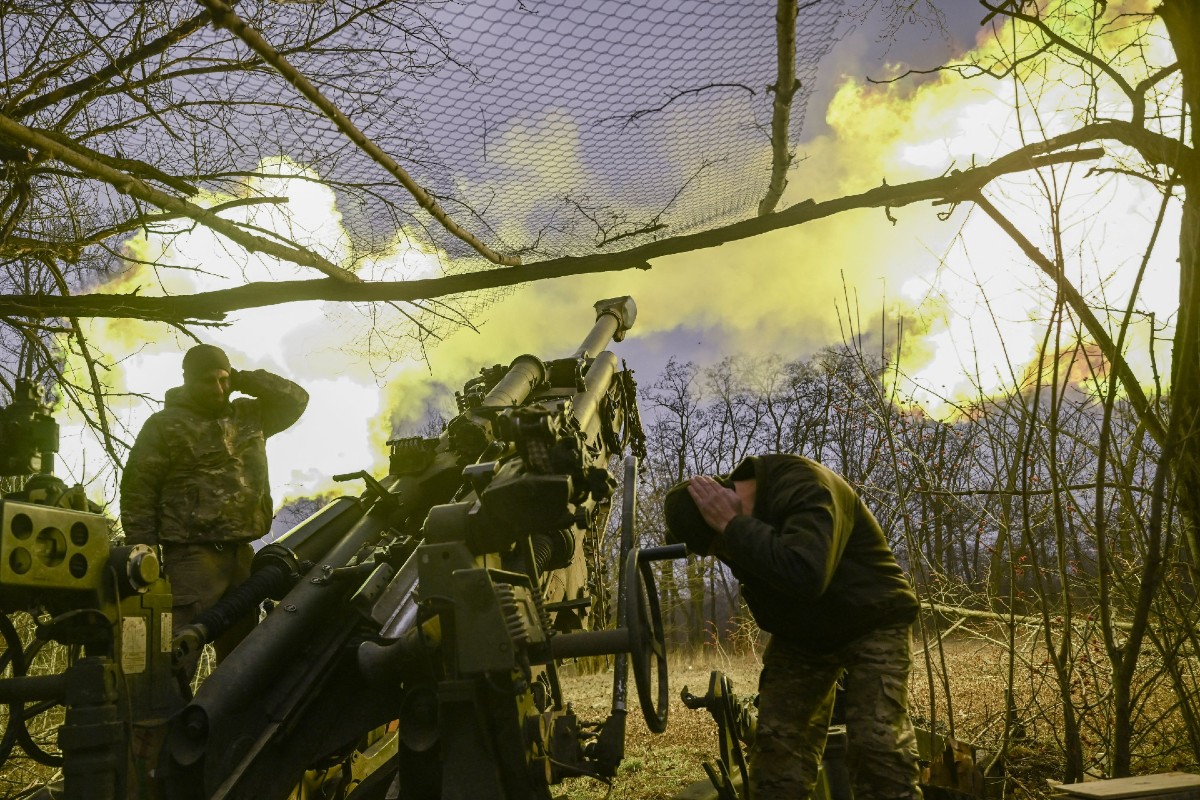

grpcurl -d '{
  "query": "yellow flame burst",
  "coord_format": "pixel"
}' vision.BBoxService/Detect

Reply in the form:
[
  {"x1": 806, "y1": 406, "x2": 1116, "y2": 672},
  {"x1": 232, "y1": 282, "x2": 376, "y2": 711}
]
[{"x1": 53, "y1": 1, "x2": 1183, "y2": 518}]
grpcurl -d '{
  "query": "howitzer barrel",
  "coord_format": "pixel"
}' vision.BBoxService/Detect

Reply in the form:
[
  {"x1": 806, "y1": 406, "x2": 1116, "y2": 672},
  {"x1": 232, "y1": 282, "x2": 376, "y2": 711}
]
[
  {"x1": 171, "y1": 496, "x2": 367, "y2": 665},
  {"x1": 480, "y1": 354, "x2": 546, "y2": 409},
  {"x1": 153, "y1": 296, "x2": 652, "y2": 800},
  {"x1": 252, "y1": 496, "x2": 365, "y2": 588},
  {"x1": 265, "y1": 496, "x2": 367, "y2": 573},
  {"x1": 571, "y1": 351, "x2": 618, "y2": 434},
  {"x1": 575, "y1": 296, "x2": 637, "y2": 358},
  {"x1": 169, "y1": 489, "x2": 397, "y2": 768},
  {"x1": 477, "y1": 296, "x2": 635, "y2": 411}
]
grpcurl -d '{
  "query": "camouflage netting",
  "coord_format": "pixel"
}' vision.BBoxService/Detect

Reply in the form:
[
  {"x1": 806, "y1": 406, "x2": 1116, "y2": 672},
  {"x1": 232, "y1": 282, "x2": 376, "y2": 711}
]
[
  {"x1": 0, "y1": 0, "x2": 845, "y2": 271},
  {"x1": 0, "y1": 0, "x2": 850, "y2": 380},
  {"x1": 390, "y1": 0, "x2": 845, "y2": 262}
]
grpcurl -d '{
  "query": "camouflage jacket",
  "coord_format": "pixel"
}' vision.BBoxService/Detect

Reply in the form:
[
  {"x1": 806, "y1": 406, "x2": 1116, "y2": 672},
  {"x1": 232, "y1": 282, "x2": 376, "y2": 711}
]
[{"x1": 120, "y1": 370, "x2": 308, "y2": 546}]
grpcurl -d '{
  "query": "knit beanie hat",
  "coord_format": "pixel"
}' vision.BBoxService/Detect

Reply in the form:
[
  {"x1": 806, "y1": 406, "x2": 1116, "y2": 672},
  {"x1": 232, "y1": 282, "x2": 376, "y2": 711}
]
[
  {"x1": 663, "y1": 474, "x2": 733, "y2": 555},
  {"x1": 182, "y1": 344, "x2": 231, "y2": 375}
]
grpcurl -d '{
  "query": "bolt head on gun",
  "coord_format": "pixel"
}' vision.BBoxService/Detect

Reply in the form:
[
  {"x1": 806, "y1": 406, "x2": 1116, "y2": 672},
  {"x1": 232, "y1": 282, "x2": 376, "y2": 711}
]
[{"x1": 116, "y1": 544, "x2": 161, "y2": 595}]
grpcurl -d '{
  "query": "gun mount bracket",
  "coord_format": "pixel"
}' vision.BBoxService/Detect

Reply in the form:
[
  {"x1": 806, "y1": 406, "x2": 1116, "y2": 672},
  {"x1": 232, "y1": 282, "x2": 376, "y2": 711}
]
[{"x1": 332, "y1": 471, "x2": 401, "y2": 516}]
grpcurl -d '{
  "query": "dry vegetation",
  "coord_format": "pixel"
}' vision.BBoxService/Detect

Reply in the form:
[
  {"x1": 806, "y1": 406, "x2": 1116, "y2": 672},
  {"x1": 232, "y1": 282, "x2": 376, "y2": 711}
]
[
  {"x1": 555, "y1": 623, "x2": 1199, "y2": 800},
  {"x1": 556, "y1": 651, "x2": 762, "y2": 800},
  {"x1": 2, "y1": 626, "x2": 1197, "y2": 799},
  {"x1": 907, "y1": 624, "x2": 1199, "y2": 798},
  {"x1": 0, "y1": 613, "x2": 68, "y2": 798},
  {"x1": 2, "y1": 1, "x2": 1200, "y2": 798}
]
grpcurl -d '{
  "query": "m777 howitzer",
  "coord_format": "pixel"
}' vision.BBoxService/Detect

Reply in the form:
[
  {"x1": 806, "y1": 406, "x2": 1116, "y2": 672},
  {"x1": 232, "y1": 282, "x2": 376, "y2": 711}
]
[{"x1": 0, "y1": 296, "x2": 688, "y2": 800}]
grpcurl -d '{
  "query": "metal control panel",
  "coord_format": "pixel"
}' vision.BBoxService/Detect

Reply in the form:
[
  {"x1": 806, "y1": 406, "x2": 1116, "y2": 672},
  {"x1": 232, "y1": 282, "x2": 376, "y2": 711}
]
[{"x1": 0, "y1": 499, "x2": 110, "y2": 605}]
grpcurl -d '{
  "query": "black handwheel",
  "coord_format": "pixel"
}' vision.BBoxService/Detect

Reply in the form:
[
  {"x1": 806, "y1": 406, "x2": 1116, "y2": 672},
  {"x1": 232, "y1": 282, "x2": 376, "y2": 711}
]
[
  {"x1": 624, "y1": 547, "x2": 669, "y2": 734},
  {"x1": 14, "y1": 637, "x2": 63, "y2": 766},
  {"x1": 0, "y1": 614, "x2": 26, "y2": 764}
]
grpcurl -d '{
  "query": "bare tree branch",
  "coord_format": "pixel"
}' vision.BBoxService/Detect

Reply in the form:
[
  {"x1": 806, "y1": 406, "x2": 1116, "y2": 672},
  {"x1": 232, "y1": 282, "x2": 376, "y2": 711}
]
[
  {"x1": 196, "y1": 0, "x2": 521, "y2": 267},
  {"x1": 0, "y1": 147, "x2": 1104, "y2": 322},
  {"x1": 25, "y1": 125, "x2": 199, "y2": 195},
  {"x1": 597, "y1": 83, "x2": 757, "y2": 129},
  {"x1": 38, "y1": 254, "x2": 127, "y2": 467},
  {"x1": 759, "y1": 0, "x2": 799, "y2": 216},
  {"x1": 980, "y1": 0, "x2": 1142, "y2": 117},
  {"x1": 970, "y1": 192, "x2": 1167, "y2": 447},
  {"x1": 0, "y1": 111, "x2": 359, "y2": 282},
  {"x1": 928, "y1": 602, "x2": 1133, "y2": 632},
  {"x1": 6, "y1": 10, "x2": 212, "y2": 120}
]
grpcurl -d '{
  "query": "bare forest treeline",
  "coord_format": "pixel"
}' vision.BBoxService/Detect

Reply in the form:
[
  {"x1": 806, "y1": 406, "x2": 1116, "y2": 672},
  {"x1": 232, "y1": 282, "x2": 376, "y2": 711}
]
[{"x1": 607, "y1": 341, "x2": 1199, "y2": 783}]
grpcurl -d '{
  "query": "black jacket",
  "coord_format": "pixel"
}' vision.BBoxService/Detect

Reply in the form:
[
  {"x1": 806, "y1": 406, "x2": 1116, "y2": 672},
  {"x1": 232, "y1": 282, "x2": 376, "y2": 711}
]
[{"x1": 720, "y1": 454, "x2": 919, "y2": 652}]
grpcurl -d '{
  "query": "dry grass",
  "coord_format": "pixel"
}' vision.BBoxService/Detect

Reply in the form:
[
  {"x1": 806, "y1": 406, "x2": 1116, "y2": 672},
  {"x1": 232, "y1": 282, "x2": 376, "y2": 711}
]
[
  {"x1": 556, "y1": 649, "x2": 762, "y2": 800},
  {"x1": 557, "y1": 625, "x2": 1199, "y2": 800},
  {"x1": 0, "y1": 613, "x2": 67, "y2": 799},
  {"x1": 907, "y1": 632, "x2": 1062, "y2": 799},
  {"x1": 4, "y1": 626, "x2": 1196, "y2": 800},
  {"x1": 558, "y1": 638, "x2": 1018, "y2": 800},
  {"x1": 908, "y1": 623, "x2": 1199, "y2": 798}
]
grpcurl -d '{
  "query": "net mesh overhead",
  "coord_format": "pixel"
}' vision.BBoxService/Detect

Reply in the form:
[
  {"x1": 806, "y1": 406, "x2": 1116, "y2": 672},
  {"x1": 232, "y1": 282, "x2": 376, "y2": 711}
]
[
  {"x1": 1, "y1": 0, "x2": 847, "y2": 290},
  {"x1": 388, "y1": 0, "x2": 845, "y2": 264}
]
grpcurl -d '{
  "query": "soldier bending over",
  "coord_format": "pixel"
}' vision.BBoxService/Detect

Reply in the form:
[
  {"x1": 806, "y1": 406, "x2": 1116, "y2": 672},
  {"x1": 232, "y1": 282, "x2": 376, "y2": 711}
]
[
  {"x1": 121, "y1": 344, "x2": 308, "y2": 666},
  {"x1": 665, "y1": 453, "x2": 923, "y2": 800}
]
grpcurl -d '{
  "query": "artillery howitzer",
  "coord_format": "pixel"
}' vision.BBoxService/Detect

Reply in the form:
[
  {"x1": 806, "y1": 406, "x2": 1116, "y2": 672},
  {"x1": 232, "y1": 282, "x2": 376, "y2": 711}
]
[{"x1": 0, "y1": 296, "x2": 688, "y2": 799}]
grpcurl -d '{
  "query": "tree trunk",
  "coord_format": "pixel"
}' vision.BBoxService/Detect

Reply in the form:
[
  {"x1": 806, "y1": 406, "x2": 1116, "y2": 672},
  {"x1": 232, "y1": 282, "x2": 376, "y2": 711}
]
[
  {"x1": 1160, "y1": 0, "x2": 1200, "y2": 574},
  {"x1": 686, "y1": 557, "x2": 706, "y2": 650}
]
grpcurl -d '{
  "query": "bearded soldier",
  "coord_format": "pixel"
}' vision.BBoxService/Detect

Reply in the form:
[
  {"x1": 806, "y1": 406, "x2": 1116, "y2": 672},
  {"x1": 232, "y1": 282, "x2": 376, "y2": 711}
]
[
  {"x1": 120, "y1": 344, "x2": 308, "y2": 664},
  {"x1": 665, "y1": 453, "x2": 923, "y2": 800}
]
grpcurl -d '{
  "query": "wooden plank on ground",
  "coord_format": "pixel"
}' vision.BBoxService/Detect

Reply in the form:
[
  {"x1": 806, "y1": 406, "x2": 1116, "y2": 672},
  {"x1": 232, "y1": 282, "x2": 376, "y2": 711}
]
[{"x1": 1055, "y1": 772, "x2": 1200, "y2": 799}]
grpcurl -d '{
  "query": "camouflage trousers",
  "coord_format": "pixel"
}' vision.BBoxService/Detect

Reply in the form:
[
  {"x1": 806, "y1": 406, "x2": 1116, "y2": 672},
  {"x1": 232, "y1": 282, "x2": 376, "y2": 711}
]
[
  {"x1": 162, "y1": 541, "x2": 257, "y2": 664},
  {"x1": 749, "y1": 623, "x2": 922, "y2": 800}
]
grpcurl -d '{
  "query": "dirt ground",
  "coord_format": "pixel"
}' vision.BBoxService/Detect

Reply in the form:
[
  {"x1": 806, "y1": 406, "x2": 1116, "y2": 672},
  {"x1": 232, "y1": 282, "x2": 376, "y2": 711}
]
[
  {"x1": 554, "y1": 629, "x2": 1197, "y2": 800},
  {"x1": 556, "y1": 650, "x2": 762, "y2": 800},
  {"x1": 3, "y1": 631, "x2": 1191, "y2": 799}
]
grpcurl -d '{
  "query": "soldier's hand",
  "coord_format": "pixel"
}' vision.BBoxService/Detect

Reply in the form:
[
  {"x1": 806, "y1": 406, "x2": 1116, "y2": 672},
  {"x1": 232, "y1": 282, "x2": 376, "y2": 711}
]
[{"x1": 687, "y1": 475, "x2": 742, "y2": 535}]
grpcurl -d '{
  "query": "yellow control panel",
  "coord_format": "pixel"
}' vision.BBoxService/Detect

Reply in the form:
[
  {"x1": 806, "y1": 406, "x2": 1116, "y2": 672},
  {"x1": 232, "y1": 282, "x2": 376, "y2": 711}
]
[{"x1": 0, "y1": 500, "x2": 110, "y2": 600}]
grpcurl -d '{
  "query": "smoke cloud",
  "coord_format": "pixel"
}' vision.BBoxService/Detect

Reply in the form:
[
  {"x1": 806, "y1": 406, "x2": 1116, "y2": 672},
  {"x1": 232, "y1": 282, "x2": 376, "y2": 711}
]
[{"x1": 53, "y1": 4, "x2": 1181, "y2": 522}]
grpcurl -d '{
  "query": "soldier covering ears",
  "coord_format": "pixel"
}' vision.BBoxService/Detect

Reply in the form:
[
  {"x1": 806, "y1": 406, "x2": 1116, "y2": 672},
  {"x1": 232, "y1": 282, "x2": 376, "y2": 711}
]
[{"x1": 665, "y1": 453, "x2": 923, "y2": 800}]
